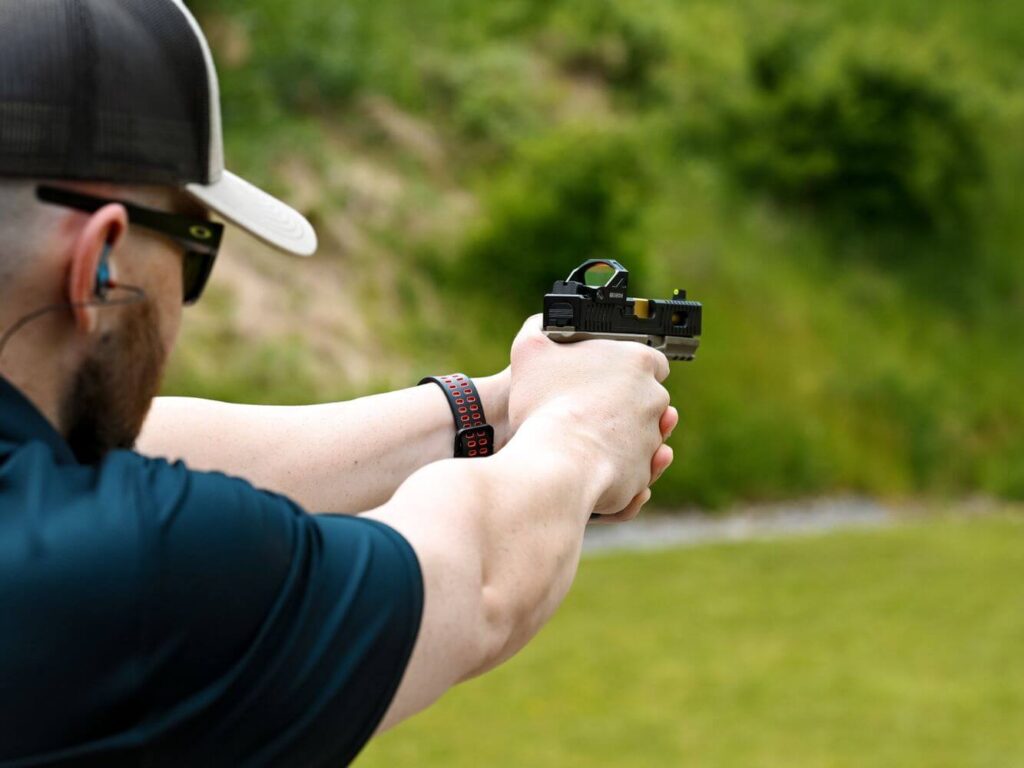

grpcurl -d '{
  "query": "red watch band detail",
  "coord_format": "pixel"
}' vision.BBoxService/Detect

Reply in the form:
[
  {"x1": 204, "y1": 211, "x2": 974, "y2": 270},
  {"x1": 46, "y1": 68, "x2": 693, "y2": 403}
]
[{"x1": 419, "y1": 373, "x2": 495, "y2": 458}]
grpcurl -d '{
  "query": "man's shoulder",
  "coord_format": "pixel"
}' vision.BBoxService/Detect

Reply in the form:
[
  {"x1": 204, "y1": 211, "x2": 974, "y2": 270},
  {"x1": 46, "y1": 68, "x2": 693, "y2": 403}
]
[
  {"x1": 4, "y1": 435, "x2": 303, "y2": 522},
  {"x1": 0, "y1": 443, "x2": 311, "y2": 629},
  {"x1": 0, "y1": 437, "x2": 423, "y2": 662},
  {"x1": 0, "y1": 444, "x2": 154, "y2": 580},
  {"x1": 0, "y1": 442, "x2": 424, "y2": 763},
  {"x1": 0, "y1": 445, "x2": 295, "y2": 756}
]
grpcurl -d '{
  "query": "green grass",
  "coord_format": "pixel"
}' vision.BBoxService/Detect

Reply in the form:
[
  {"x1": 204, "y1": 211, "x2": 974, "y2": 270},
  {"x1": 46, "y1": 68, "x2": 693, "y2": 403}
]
[{"x1": 358, "y1": 513, "x2": 1024, "y2": 767}]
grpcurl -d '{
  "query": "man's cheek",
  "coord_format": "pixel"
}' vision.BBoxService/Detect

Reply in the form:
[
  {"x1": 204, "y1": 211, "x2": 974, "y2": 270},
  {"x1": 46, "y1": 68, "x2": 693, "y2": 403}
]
[{"x1": 152, "y1": 265, "x2": 184, "y2": 356}]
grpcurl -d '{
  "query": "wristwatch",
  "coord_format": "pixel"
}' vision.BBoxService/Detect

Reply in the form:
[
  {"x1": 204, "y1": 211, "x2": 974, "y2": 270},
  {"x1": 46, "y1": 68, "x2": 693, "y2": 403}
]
[{"x1": 419, "y1": 373, "x2": 495, "y2": 458}]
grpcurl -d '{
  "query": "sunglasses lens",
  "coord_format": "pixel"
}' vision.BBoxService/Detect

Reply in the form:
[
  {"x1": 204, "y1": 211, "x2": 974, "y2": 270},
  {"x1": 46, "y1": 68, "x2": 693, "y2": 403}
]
[{"x1": 182, "y1": 252, "x2": 215, "y2": 304}]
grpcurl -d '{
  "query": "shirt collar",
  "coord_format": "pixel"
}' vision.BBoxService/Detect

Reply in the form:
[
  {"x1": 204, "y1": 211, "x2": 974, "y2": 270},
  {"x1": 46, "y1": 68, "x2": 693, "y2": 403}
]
[{"x1": 0, "y1": 375, "x2": 78, "y2": 465}]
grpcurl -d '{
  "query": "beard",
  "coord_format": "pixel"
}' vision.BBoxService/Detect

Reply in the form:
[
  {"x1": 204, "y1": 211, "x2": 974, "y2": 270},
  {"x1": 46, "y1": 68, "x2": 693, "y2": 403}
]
[{"x1": 59, "y1": 298, "x2": 167, "y2": 464}]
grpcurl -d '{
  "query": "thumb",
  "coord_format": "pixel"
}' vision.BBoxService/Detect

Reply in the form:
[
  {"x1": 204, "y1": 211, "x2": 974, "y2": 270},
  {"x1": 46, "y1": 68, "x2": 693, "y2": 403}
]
[
  {"x1": 511, "y1": 313, "x2": 550, "y2": 356},
  {"x1": 515, "y1": 313, "x2": 544, "y2": 342}
]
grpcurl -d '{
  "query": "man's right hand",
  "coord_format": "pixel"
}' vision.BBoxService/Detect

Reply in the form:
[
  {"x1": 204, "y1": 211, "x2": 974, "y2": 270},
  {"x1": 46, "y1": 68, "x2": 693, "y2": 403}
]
[{"x1": 508, "y1": 314, "x2": 675, "y2": 519}]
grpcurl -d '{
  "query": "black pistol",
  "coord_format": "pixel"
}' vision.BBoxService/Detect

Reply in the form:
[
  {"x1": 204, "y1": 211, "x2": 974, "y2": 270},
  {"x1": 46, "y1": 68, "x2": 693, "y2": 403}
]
[{"x1": 542, "y1": 260, "x2": 702, "y2": 361}]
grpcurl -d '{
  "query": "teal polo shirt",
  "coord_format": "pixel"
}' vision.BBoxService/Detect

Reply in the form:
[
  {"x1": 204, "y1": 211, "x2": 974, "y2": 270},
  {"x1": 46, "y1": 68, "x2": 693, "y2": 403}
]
[{"x1": 0, "y1": 376, "x2": 423, "y2": 767}]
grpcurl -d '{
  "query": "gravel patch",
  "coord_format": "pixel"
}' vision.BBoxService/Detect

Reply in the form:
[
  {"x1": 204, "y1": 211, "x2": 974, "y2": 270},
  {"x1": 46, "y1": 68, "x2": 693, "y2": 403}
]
[{"x1": 583, "y1": 496, "x2": 899, "y2": 556}]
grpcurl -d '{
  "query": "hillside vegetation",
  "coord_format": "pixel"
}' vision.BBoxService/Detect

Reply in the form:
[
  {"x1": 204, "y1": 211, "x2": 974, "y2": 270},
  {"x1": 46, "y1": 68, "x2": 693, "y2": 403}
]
[{"x1": 170, "y1": 0, "x2": 1024, "y2": 508}]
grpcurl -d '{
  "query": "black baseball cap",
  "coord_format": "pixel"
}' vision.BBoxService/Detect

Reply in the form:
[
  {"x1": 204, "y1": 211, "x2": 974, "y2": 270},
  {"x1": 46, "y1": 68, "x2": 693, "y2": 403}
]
[{"x1": 0, "y1": 0, "x2": 318, "y2": 257}]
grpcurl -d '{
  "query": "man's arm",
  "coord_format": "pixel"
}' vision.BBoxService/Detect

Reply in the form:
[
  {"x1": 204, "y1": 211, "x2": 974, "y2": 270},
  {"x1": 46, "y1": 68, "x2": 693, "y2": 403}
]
[
  {"x1": 364, "y1": 318, "x2": 673, "y2": 731},
  {"x1": 136, "y1": 371, "x2": 511, "y2": 514}
]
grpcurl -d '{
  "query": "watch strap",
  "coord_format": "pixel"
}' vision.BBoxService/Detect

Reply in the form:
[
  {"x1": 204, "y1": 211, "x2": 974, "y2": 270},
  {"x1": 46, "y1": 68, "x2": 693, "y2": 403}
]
[{"x1": 419, "y1": 373, "x2": 494, "y2": 458}]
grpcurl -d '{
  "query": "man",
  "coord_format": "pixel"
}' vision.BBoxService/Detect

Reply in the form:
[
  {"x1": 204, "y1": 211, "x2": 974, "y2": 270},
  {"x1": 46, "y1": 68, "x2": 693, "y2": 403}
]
[{"x1": 0, "y1": 0, "x2": 676, "y2": 765}]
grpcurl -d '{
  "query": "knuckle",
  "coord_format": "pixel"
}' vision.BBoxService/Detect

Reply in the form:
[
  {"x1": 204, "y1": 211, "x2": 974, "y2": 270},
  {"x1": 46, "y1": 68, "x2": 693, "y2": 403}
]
[
  {"x1": 514, "y1": 332, "x2": 549, "y2": 361},
  {"x1": 525, "y1": 332, "x2": 549, "y2": 352},
  {"x1": 628, "y1": 343, "x2": 656, "y2": 371},
  {"x1": 655, "y1": 384, "x2": 671, "y2": 411},
  {"x1": 517, "y1": 313, "x2": 542, "y2": 336},
  {"x1": 646, "y1": 348, "x2": 669, "y2": 380}
]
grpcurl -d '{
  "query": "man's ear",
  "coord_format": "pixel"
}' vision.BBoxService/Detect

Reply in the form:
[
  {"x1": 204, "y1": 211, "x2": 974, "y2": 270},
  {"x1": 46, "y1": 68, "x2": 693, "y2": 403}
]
[{"x1": 66, "y1": 203, "x2": 128, "y2": 333}]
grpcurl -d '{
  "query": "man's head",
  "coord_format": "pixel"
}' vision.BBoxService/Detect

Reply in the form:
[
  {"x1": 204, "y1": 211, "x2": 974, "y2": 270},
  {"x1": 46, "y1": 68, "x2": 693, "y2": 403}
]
[
  {"x1": 0, "y1": 179, "x2": 210, "y2": 461},
  {"x1": 0, "y1": 0, "x2": 318, "y2": 462}
]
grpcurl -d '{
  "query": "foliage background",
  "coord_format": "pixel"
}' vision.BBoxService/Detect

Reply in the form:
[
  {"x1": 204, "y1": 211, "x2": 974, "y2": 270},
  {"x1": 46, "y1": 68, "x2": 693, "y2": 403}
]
[
  {"x1": 165, "y1": 3, "x2": 1024, "y2": 765},
  {"x1": 169, "y1": 0, "x2": 1024, "y2": 510}
]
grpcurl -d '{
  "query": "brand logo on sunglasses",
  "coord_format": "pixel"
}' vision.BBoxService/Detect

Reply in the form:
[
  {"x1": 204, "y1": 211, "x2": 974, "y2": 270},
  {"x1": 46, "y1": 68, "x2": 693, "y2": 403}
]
[{"x1": 189, "y1": 225, "x2": 214, "y2": 240}]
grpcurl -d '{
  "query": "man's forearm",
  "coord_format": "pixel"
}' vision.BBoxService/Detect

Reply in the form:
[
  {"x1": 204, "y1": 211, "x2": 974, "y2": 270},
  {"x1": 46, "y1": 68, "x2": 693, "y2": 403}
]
[
  {"x1": 136, "y1": 372, "x2": 511, "y2": 513},
  {"x1": 365, "y1": 407, "x2": 605, "y2": 730}
]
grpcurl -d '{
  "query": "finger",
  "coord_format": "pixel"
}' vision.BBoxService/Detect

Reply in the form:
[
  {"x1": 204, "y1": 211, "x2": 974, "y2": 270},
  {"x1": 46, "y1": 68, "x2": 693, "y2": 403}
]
[
  {"x1": 651, "y1": 444, "x2": 674, "y2": 485},
  {"x1": 647, "y1": 348, "x2": 670, "y2": 383},
  {"x1": 608, "y1": 488, "x2": 652, "y2": 523},
  {"x1": 660, "y1": 406, "x2": 679, "y2": 439},
  {"x1": 591, "y1": 488, "x2": 652, "y2": 525}
]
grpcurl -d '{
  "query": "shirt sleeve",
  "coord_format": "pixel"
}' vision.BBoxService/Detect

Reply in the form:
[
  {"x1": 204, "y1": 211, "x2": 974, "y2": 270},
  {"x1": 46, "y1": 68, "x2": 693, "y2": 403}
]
[{"x1": 132, "y1": 456, "x2": 424, "y2": 767}]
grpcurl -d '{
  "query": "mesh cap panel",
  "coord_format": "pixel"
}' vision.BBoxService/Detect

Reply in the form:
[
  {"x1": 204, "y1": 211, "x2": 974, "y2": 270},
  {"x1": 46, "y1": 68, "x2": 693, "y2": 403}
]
[
  {"x1": 0, "y1": 0, "x2": 319, "y2": 257},
  {"x1": 0, "y1": 0, "x2": 211, "y2": 184}
]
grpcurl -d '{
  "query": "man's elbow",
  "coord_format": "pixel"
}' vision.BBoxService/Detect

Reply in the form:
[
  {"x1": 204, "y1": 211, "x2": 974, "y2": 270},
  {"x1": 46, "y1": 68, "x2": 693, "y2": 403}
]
[{"x1": 461, "y1": 577, "x2": 547, "y2": 681}]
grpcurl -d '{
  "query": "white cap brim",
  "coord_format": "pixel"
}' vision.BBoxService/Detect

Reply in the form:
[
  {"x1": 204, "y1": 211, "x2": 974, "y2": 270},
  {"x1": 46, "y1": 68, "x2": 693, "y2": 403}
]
[{"x1": 185, "y1": 170, "x2": 318, "y2": 257}]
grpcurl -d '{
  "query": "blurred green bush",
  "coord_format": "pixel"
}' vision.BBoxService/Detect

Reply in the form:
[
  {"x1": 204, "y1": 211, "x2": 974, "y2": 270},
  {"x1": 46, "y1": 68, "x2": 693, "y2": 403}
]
[
  {"x1": 424, "y1": 46, "x2": 549, "y2": 153},
  {"x1": 542, "y1": 0, "x2": 669, "y2": 98},
  {"x1": 173, "y1": 0, "x2": 1024, "y2": 509},
  {"x1": 196, "y1": 1, "x2": 365, "y2": 121},
  {"x1": 678, "y1": 25, "x2": 987, "y2": 239},
  {"x1": 458, "y1": 128, "x2": 651, "y2": 314}
]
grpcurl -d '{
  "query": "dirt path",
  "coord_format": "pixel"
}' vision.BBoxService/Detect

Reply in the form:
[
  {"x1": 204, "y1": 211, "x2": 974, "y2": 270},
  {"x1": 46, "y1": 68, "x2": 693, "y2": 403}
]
[{"x1": 582, "y1": 496, "x2": 947, "y2": 555}]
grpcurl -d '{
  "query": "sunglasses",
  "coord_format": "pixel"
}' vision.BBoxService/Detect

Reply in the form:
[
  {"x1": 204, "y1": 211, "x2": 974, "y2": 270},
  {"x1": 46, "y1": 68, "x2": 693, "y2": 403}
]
[{"x1": 36, "y1": 185, "x2": 224, "y2": 305}]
